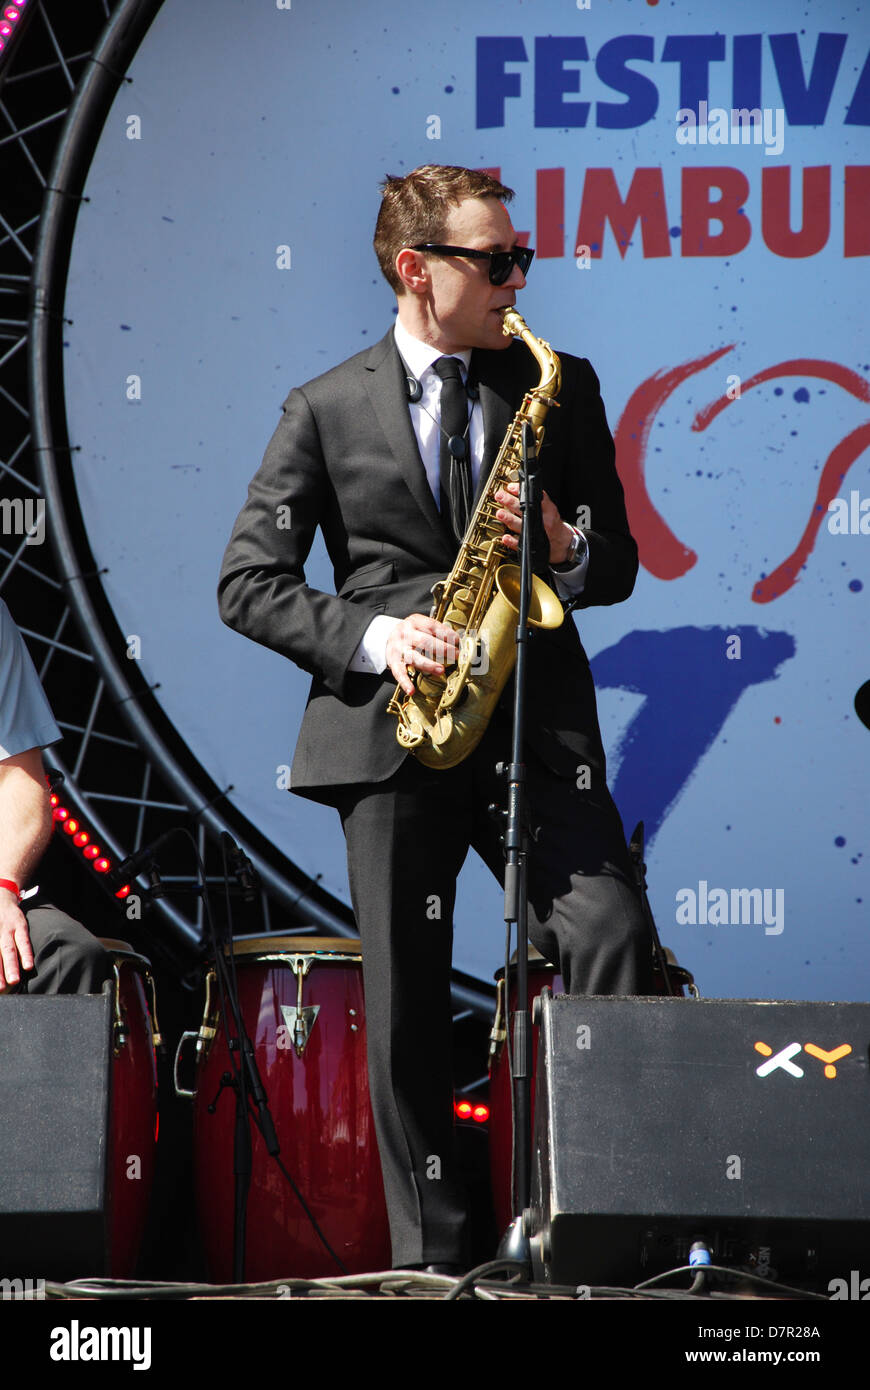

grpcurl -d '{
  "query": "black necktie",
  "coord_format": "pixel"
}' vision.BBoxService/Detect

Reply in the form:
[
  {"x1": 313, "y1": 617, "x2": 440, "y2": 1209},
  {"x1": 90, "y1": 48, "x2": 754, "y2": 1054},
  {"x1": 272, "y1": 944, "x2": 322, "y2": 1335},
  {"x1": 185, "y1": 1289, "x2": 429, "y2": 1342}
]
[{"x1": 432, "y1": 355, "x2": 472, "y2": 545}]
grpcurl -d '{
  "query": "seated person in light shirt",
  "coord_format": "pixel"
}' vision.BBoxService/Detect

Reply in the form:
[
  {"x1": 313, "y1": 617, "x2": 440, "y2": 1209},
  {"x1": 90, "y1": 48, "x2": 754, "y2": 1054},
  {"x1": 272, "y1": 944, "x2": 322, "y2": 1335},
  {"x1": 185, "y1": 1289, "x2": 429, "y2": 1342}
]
[{"x1": 0, "y1": 598, "x2": 110, "y2": 994}]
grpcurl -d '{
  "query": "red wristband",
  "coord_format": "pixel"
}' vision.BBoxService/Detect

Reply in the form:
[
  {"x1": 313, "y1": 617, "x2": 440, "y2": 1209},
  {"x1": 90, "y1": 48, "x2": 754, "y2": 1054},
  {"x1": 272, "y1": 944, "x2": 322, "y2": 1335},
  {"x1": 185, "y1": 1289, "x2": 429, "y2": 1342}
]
[{"x1": 0, "y1": 878, "x2": 21, "y2": 899}]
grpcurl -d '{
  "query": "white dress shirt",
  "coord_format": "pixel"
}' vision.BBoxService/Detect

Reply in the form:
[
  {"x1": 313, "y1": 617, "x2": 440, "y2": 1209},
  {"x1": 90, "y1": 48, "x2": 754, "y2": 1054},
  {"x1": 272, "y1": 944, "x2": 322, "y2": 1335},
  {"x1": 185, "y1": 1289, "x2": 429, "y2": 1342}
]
[{"x1": 348, "y1": 319, "x2": 588, "y2": 674}]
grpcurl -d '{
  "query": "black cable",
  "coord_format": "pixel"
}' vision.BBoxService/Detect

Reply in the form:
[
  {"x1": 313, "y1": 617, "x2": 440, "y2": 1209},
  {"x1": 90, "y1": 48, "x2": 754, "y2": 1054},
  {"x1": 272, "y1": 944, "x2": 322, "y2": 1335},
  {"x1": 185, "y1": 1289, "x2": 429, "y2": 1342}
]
[
  {"x1": 444, "y1": 1258, "x2": 527, "y2": 1300},
  {"x1": 634, "y1": 1262, "x2": 829, "y2": 1300},
  {"x1": 245, "y1": 1097, "x2": 348, "y2": 1276}
]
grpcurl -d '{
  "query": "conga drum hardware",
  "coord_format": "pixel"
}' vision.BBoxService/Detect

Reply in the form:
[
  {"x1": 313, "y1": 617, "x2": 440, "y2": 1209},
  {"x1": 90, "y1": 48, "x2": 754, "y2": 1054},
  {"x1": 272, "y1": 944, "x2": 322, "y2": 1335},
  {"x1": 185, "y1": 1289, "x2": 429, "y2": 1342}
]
[
  {"x1": 108, "y1": 958, "x2": 163, "y2": 1055},
  {"x1": 173, "y1": 961, "x2": 242, "y2": 1100},
  {"x1": 233, "y1": 946, "x2": 363, "y2": 1059},
  {"x1": 276, "y1": 949, "x2": 352, "y2": 1056},
  {"x1": 654, "y1": 946, "x2": 699, "y2": 998},
  {"x1": 488, "y1": 975, "x2": 508, "y2": 1059}
]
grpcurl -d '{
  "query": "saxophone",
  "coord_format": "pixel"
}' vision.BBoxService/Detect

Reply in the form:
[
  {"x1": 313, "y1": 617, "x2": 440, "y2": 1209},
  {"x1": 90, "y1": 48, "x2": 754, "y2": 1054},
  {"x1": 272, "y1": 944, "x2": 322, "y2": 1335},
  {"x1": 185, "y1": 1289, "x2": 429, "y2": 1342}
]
[{"x1": 386, "y1": 307, "x2": 564, "y2": 769}]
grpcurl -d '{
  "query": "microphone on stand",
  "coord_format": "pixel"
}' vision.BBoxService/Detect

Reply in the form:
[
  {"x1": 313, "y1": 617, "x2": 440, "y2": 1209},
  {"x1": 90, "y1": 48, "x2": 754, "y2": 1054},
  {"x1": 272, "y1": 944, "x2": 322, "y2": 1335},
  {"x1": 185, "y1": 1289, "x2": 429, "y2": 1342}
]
[
  {"x1": 221, "y1": 832, "x2": 258, "y2": 903},
  {"x1": 106, "y1": 827, "x2": 183, "y2": 891},
  {"x1": 146, "y1": 863, "x2": 165, "y2": 901}
]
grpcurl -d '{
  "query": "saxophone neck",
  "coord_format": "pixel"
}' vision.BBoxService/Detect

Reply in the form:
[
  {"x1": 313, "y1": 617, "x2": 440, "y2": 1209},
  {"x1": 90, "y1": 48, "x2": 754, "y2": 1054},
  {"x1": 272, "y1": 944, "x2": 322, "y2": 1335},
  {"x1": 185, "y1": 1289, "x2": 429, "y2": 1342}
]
[{"x1": 500, "y1": 307, "x2": 561, "y2": 402}]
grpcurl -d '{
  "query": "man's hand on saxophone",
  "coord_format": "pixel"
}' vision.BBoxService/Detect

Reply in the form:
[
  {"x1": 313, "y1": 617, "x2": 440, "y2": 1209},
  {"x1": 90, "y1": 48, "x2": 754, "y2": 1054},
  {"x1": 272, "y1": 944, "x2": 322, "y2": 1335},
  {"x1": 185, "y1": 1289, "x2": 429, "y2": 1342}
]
[
  {"x1": 385, "y1": 615, "x2": 461, "y2": 697},
  {"x1": 494, "y1": 481, "x2": 579, "y2": 564}
]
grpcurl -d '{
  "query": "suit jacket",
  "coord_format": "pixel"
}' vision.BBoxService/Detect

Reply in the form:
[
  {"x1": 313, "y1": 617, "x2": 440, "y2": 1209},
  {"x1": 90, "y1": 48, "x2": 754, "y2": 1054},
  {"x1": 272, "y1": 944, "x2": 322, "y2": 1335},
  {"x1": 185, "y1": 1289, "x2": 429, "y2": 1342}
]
[{"x1": 218, "y1": 327, "x2": 637, "y2": 804}]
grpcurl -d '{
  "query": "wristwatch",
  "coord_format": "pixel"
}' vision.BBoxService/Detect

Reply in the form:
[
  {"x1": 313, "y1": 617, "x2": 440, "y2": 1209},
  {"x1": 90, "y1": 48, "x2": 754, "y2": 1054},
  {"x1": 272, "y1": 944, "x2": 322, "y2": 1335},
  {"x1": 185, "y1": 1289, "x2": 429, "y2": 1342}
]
[{"x1": 551, "y1": 526, "x2": 586, "y2": 572}]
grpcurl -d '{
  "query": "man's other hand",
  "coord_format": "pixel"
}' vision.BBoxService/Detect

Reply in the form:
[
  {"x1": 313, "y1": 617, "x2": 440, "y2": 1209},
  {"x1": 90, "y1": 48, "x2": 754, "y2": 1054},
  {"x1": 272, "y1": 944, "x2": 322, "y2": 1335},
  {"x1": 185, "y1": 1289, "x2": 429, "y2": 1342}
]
[{"x1": 495, "y1": 482, "x2": 576, "y2": 563}]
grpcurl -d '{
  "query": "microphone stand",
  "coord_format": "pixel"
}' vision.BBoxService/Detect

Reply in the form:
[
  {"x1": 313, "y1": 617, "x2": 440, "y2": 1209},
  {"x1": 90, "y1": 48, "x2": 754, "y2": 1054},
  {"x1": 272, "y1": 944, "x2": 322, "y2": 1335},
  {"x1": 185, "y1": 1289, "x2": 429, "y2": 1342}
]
[
  {"x1": 211, "y1": 836, "x2": 279, "y2": 1284},
  {"x1": 498, "y1": 420, "x2": 545, "y2": 1268}
]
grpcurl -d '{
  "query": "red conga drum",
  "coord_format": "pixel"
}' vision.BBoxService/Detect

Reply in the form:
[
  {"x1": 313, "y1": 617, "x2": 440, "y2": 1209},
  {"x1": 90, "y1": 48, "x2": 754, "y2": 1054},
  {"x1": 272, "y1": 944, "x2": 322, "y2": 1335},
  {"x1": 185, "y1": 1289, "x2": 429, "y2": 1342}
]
[
  {"x1": 177, "y1": 934, "x2": 390, "y2": 1283},
  {"x1": 99, "y1": 938, "x2": 160, "y2": 1277}
]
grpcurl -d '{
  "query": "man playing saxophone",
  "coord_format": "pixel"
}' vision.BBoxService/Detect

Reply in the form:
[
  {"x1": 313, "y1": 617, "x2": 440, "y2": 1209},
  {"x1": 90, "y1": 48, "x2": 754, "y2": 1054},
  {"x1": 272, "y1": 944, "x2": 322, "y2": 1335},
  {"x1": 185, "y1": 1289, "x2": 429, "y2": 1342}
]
[{"x1": 219, "y1": 164, "x2": 652, "y2": 1274}]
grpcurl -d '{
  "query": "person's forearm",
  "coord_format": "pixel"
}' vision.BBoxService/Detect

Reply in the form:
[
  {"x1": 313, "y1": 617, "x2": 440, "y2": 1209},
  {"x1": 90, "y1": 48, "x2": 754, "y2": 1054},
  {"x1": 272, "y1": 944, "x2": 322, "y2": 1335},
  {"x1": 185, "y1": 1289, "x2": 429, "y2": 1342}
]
[
  {"x1": 0, "y1": 751, "x2": 53, "y2": 889},
  {"x1": 0, "y1": 751, "x2": 50, "y2": 990}
]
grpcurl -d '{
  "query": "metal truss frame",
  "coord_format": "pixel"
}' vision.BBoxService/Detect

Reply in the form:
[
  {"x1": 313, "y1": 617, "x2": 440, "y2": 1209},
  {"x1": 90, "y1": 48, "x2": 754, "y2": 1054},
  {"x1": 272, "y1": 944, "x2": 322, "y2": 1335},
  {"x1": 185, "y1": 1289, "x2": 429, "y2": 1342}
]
[{"x1": 0, "y1": 0, "x2": 493, "y2": 1025}]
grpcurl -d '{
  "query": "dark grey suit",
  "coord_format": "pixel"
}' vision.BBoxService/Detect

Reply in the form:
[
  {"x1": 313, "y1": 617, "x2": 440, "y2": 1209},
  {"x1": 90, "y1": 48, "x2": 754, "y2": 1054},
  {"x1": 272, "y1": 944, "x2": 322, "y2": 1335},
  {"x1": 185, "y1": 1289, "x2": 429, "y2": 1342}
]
[{"x1": 219, "y1": 327, "x2": 651, "y2": 1265}]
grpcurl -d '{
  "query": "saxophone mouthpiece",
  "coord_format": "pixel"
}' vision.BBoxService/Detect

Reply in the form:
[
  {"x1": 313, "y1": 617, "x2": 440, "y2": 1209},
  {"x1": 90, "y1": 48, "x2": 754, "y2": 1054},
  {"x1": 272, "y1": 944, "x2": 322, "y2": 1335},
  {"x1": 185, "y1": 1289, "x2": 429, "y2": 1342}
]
[{"x1": 501, "y1": 306, "x2": 525, "y2": 338}]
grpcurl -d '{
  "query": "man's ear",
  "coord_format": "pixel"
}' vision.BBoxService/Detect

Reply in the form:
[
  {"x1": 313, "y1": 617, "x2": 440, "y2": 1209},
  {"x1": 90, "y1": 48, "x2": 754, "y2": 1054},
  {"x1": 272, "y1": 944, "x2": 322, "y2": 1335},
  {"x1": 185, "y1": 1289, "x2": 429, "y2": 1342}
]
[{"x1": 395, "y1": 247, "x2": 429, "y2": 296}]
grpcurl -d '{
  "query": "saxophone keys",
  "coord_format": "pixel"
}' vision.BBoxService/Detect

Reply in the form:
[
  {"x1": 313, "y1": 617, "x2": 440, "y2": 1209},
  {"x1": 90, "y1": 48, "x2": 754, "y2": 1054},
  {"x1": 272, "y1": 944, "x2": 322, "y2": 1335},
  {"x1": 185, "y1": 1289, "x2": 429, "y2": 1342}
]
[
  {"x1": 428, "y1": 711, "x2": 454, "y2": 748},
  {"x1": 396, "y1": 717, "x2": 426, "y2": 750}
]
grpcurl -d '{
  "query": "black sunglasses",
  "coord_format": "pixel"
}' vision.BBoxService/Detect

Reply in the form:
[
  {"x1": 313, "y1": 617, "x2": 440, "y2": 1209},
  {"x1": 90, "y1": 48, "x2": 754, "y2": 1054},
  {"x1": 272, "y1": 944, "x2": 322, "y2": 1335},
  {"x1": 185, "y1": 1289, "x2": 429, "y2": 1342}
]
[{"x1": 412, "y1": 243, "x2": 535, "y2": 286}]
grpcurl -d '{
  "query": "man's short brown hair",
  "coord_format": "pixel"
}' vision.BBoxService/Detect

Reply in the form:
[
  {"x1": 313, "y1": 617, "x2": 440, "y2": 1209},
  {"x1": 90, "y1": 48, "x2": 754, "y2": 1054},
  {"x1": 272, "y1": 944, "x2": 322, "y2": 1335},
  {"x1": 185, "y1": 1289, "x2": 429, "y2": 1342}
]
[{"x1": 373, "y1": 165, "x2": 514, "y2": 294}]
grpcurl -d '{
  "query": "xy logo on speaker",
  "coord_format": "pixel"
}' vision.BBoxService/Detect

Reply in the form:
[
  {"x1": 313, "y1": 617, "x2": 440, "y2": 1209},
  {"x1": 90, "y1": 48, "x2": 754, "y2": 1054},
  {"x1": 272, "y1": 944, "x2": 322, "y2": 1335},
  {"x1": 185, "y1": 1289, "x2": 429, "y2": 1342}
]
[{"x1": 754, "y1": 1041, "x2": 852, "y2": 1079}]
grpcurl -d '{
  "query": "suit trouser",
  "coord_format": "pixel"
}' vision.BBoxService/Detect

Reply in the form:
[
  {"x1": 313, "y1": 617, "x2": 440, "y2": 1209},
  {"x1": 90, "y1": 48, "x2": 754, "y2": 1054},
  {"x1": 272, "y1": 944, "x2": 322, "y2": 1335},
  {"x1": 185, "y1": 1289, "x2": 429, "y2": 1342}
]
[{"x1": 335, "y1": 711, "x2": 653, "y2": 1267}]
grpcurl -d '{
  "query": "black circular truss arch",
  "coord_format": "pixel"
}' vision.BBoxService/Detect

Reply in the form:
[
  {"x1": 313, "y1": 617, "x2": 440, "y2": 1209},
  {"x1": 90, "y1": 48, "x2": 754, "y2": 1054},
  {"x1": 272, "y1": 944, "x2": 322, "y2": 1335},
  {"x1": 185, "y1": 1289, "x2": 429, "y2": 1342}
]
[{"x1": 0, "y1": 0, "x2": 496, "y2": 1021}]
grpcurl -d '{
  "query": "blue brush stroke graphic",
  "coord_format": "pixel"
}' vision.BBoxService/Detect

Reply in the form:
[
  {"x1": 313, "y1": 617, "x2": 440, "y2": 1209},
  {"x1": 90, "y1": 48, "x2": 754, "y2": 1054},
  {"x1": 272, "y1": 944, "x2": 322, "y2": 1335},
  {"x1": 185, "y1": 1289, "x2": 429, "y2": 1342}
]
[{"x1": 591, "y1": 627, "x2": 796, "y2": 847}]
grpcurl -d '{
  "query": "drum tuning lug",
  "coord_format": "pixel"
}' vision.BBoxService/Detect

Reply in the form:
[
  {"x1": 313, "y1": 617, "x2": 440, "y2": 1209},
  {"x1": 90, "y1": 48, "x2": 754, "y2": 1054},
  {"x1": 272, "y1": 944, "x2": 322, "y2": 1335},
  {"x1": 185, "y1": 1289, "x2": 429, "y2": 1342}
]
[
  {"x1": 144, "y1": 971, "x2": 164, "y2": 1052},
  {"x1": 281, "y1": 1004, "x2": 320, "y2": 1056},
  {"x1": 110, "y1": 963, "x2": 127, "y2": 1055},
  {"x1": 173, "y1": 1030, "x2": 201, "y2": 1099}
]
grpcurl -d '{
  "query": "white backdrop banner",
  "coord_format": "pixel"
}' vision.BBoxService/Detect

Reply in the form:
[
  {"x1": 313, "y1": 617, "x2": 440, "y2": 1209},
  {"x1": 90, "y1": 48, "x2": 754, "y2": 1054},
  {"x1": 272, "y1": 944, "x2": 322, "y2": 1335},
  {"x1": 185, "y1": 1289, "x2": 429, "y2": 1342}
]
[{"x1": 63, "y1": 0, "x2": 869, "y2": 996}]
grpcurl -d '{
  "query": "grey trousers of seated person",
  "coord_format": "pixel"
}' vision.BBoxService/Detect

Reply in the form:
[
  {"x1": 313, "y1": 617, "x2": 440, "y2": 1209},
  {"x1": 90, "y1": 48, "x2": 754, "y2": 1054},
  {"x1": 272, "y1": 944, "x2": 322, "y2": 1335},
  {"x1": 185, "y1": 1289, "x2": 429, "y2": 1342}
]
[{"x1": 20, "y1": 904, "x2": 113, "y2": 995}]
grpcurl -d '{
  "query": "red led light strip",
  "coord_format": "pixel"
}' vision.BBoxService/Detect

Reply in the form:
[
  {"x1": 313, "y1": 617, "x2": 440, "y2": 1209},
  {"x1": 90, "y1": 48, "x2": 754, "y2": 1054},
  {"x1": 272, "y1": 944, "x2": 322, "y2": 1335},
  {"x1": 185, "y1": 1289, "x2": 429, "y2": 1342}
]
[
  {"x1": 0, "y1": 0, "x2": 31, "y2": 55},
  {"x1": 50, "y1": 790, "x2": 129, "y2": 898}
]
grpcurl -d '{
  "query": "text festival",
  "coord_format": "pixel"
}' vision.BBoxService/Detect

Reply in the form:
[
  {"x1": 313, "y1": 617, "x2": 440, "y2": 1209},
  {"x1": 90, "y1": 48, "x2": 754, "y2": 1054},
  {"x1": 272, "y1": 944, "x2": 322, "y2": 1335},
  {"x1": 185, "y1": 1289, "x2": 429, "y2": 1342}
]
[{"x1": 475, "y1": 31, "x2": 869, "y2": 260}]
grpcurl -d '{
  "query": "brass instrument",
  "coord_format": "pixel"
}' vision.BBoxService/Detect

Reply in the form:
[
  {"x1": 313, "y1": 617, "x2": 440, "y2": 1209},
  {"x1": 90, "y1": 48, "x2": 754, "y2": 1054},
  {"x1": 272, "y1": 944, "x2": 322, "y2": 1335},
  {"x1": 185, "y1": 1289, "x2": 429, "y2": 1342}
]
[{"x1": 387, "y1": 307, "x2": 564, "y2": 769}]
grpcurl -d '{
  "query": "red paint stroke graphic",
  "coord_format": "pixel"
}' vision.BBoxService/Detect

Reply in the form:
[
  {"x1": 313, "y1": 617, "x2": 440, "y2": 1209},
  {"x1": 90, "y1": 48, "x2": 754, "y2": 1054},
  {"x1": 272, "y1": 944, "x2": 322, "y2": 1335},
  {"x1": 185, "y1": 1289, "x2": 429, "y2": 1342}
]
[
  {"x1": 693, "y1": 359, "x2": 870, "y2": 431},
  {"x1": 752, "y1": 422, "x2": 870, "y2": 603},
  {"x1": 693, "y1": 360, "x2": 870, "y2": 603},
  {"x1": 614, "y1": 347, "x2": 733, "y2": 579}
]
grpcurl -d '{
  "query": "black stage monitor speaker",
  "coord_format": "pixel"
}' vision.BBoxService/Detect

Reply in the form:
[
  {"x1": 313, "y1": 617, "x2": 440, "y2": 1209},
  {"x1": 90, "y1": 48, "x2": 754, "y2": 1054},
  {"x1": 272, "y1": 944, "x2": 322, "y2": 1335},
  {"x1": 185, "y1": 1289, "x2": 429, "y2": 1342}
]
[
  {"x1": 529, "y1": 994, "x2": 870, "y2": 1289},
  {"x1": 0, "y1": 993, "x2": 113, "y2": 1280}
]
